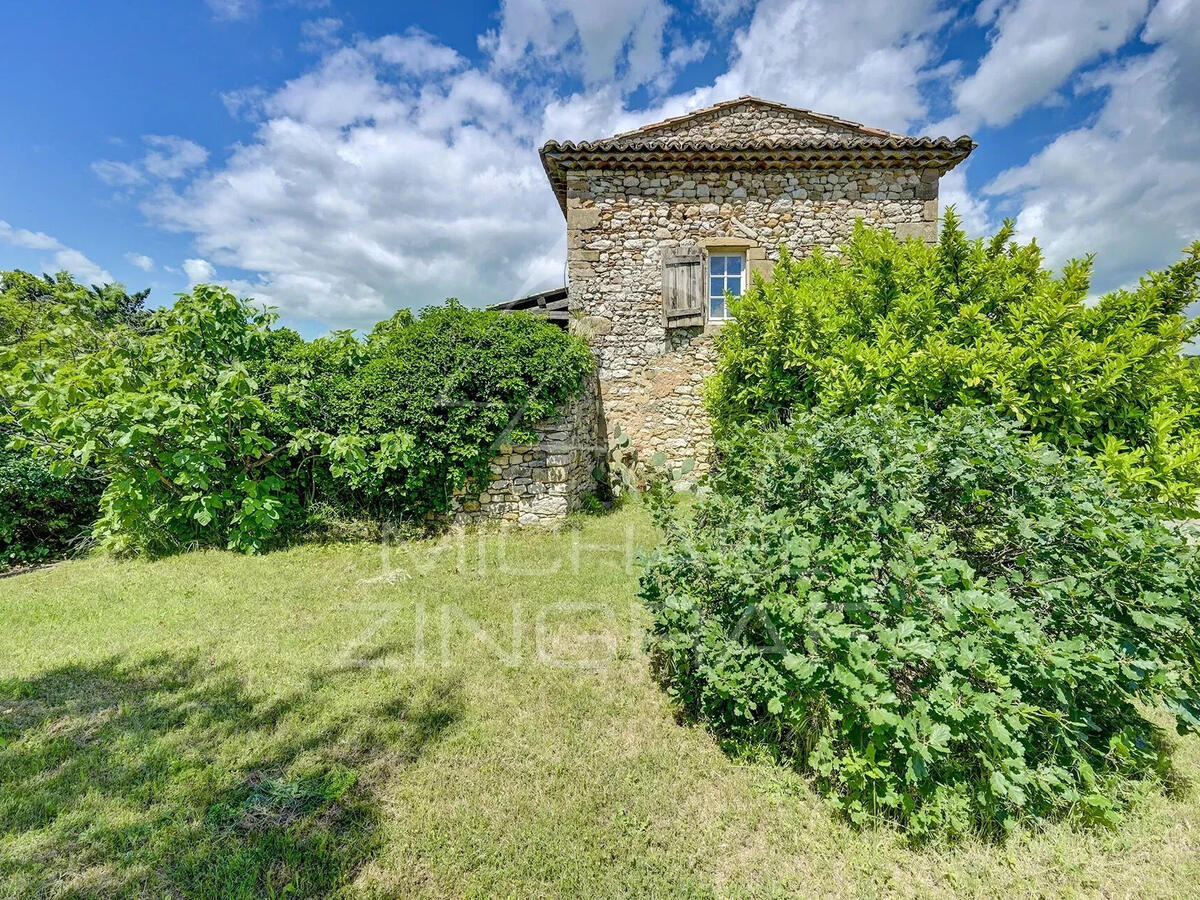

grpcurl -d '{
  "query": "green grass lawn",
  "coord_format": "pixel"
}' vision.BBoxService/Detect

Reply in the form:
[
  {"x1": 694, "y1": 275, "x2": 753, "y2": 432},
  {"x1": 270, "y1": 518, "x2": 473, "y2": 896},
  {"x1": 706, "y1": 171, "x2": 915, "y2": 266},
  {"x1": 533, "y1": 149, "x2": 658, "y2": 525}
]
[{"x1": 2, "y1": 505, "x2": 1199, "y2": 898}]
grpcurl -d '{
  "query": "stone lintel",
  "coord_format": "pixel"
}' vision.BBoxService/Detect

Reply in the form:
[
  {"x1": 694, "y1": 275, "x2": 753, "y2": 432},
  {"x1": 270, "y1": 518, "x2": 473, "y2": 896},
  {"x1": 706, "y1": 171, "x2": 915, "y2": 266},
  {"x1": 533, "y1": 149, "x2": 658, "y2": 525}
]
[{"x1": 698, "y1": 236, "x2": 758, "y2": 249}]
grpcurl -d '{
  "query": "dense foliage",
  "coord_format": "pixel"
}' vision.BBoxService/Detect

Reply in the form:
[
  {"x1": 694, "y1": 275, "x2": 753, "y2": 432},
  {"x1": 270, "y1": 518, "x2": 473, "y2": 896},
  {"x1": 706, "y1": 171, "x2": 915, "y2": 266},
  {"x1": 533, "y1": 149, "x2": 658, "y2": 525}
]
[
  {"x1": 706, "y1": 214, "x2": 1200, "y2": 512},
  {"x1": 0, "y1": 449, "x2": 101, "y2": 566},
  {"x1": 641, "y1": 406, "x2": 1200, "y2": 837},
  {"x1": 1, "y1": 285, "x2": 591, "y2": 555},
  {"x1": 0, "y1": 271, "x2": 149, "y2": 565},
  {"x1": 269, "y1": 301, "x2": 594, "y2": 518}
]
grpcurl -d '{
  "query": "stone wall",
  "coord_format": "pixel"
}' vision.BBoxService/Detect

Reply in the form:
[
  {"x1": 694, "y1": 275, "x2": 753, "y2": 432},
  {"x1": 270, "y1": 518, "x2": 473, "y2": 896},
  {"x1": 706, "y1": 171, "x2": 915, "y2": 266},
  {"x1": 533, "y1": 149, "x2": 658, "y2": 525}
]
[
  {"x1": 624, "y1": 105, "x2": 883, "y2": 144},
  {"x1": 449, "y1": 376, "x2": 601, "y2": 526},
  {"x1": 566, "y1": 163, "x2": 939, "y2": 470}
]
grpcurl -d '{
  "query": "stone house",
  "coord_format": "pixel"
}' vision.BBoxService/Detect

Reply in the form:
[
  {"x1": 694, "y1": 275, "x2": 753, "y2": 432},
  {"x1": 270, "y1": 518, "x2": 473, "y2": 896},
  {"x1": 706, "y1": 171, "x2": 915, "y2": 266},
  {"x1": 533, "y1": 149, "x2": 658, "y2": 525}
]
[{"x1": 473, "y1": 96, "x2": 973, "y2": 524}]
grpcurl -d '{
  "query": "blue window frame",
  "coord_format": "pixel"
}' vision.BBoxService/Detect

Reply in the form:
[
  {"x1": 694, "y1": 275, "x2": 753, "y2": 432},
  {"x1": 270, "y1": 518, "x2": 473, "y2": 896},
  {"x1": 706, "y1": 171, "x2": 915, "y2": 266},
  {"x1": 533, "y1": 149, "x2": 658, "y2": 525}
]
[{"x1": 707, "y1": 253, "x2": 744, "y2": 321}]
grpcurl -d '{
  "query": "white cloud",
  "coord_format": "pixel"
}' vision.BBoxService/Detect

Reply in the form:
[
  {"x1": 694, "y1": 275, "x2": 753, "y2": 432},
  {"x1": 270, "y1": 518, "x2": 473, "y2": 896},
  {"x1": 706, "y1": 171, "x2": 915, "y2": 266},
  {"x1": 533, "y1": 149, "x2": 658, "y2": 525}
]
[
  {"x1": 94, "y1": 135, "x2": 208, "y2": 188},
  {"x1": 986, "y1": 0, "x2": 1200, "y2": 291},
  {"x1": 221, "y1": 86, "x2": 269, "y2": 121},
  {"x1": 125, "y1": 252, "x2": 155, "y2": 271},
  {"x1": 701, "y1": 0, "x2": 951, "y2": 133},
  {"x1": 943, "y1": 0, "x2": 1150, "y2": 131},
  {"x1": 141, "y1": 136, "x2": 208, "y2": 179},
  {"x1": 92, "y1": 159, "x2": 143, "y2": 187},
  {"x1": 207, "y1": 0, "x2": 258, "y2": 21},
  {"x1": 938, "y1": 166, "x2": 992, "y2": 237},
  {"x1": 697, "y1": 0, "x2": 754, "y2": 26},
  {"x1": 149, "y1": 37, "x2": 565, "y2": 328},
  {"x1": 0, "y1": 220, "x2": 62, "y2": 252},
  {"x1": 0, "y1": 219, "x2": 113, "y2": 284},
  {"x1": 367, "y1": 31, "x2": 465, "y2": 75},
  {"x1": 183, "y1": 258, "x2": 217, "y2": 284},
  {"x1": 543, "y1": 0, "x2": 952, "y2": 142},
  {"x1": 300, "y1": 17, "x2": 343, "y2": 52},
  {"x1": 483, "y1": 0, "x2": 678, "y2": 89}
]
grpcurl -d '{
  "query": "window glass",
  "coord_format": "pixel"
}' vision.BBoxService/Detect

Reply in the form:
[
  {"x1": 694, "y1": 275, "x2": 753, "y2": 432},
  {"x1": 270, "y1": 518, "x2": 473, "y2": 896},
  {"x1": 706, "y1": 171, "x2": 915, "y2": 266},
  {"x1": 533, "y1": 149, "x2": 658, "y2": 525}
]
[{"x1": 707, "y1": 253, "x2": 745, "y2": 321}]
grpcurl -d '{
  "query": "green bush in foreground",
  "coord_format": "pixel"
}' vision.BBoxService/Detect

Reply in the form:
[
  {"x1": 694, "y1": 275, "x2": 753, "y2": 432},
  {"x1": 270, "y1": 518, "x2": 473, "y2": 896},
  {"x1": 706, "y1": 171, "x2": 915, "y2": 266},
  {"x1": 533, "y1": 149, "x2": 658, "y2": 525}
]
[
  {"x1": 706, "y1": 213, "x2": 1200, "y2": 513},
  {"x1": 2, "y1": 286, "x2": 303, "y2": 554},
  {"x1": 640, "y1": 405, "x2": 1200, "y2": 838}
]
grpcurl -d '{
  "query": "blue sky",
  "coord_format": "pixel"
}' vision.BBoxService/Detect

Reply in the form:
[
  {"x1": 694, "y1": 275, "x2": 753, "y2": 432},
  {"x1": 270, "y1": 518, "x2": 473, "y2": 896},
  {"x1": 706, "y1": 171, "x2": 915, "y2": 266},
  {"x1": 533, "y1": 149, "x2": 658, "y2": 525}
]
[{"x1": 1, "y1": 0, "x2": 1197, "y2": 336}]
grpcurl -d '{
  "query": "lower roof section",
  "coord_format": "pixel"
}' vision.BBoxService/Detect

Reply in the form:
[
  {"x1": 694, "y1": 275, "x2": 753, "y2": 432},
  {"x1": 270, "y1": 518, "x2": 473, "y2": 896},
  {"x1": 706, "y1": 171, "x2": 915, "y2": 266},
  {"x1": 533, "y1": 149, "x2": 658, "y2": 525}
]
[{"x1": 489, "y1": 286, "x2": 569, "y2": 327}]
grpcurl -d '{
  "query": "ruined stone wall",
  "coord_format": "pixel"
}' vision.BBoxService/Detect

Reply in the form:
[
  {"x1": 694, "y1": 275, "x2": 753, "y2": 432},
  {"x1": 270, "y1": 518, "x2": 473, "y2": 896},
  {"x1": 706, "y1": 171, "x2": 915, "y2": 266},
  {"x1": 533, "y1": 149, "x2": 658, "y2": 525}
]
[
  {"x1": 566, "y1": 164, "x2": 938, "y2": 469},
  {"x1": 449, "y1": 376, "x2": 601, "y2": 526}
]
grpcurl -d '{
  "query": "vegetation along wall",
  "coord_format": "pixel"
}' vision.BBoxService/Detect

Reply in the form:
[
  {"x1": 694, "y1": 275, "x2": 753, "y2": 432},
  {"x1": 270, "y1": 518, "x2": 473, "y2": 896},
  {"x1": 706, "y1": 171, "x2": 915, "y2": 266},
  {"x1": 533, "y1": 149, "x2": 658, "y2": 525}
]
[{"x1": 449, "y1": 375, "x2": 602, "y2": 526}]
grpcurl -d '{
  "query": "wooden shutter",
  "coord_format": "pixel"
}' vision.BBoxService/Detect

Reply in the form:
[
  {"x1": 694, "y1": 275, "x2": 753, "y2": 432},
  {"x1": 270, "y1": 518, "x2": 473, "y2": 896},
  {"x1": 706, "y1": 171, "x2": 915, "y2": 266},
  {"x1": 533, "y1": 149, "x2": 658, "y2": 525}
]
[{"x1": 662, "y1": 248, "x2": 704, "y2": 328}]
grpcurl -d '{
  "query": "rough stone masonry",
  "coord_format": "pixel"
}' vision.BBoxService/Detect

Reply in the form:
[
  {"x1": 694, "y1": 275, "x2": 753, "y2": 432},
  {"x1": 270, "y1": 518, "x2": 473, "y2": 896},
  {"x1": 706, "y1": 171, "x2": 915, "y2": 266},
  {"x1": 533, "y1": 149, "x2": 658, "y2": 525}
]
[{"x1": 468, "y1": 96, "x2": 974, "y2": 525}]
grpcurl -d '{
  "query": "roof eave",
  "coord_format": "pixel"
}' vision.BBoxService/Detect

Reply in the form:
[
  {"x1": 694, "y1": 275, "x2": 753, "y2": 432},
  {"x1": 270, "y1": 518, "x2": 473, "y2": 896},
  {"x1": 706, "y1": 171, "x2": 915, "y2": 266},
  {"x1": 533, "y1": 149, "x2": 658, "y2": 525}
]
[{"x1": 539, "y1": 139, "x2": 976, "y2": 215}]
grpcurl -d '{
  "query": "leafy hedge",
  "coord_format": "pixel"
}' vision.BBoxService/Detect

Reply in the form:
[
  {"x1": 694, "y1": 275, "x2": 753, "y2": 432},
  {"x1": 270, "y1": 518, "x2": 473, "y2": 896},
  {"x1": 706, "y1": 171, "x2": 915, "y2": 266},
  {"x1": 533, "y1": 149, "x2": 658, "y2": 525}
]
[
  {"x1": 2, "y1": 286, "x2": 592, "y2": 555},
  {"x1": 641, "y1": 406, "x2": 1200, "y2": 838},
  {"x1": 706, "y1": 213, "x2": 1200, "y2": 512}
]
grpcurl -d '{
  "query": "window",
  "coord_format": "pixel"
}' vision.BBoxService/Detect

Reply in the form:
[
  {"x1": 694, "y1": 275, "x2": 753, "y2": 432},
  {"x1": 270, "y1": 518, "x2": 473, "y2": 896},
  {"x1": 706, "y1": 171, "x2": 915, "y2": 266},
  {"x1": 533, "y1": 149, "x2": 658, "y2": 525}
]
[{"x1": 708, "y1": 253, "x2": 744, "y2": 321}]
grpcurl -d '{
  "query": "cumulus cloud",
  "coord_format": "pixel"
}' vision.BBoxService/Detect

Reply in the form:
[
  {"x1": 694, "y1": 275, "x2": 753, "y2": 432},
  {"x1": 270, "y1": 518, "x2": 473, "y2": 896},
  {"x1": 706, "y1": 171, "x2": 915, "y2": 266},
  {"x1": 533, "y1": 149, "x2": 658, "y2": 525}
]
[
  {"x1": 986, "y1": 0, "x2": 1200, "y2": 291},
  {"x1": 300, "y1": 17, "x2": 343, "y2": 52},
  {"x1": 141, "y1": 136, "x2": 209, "y2": 179},
  {"x1": 150, "y1": 41, "x2": 565, "y2": 327},
  {"x1": 92, "y1": 159, "x2": 144, "y2": 187},
  {"x1": 938, "y1": 166, "x2": 993, "y2": 237},
  {"x1": 702, "y1": 0, "x2": 951, "y2": 133},
  {"x1": 941, "y1": 0, "x2": 1150, "y2": 132},
  {"x1": 0, "y1": 220, "x2": 62, "y2": 252},
  {"x1": 0, "y1": 219, "x2": 113, "y2": 284},
  {"x1": 183, "y1": 258, "x2": 217, "y2": 284},
  {"x1": 125, "y1": 252, "x2": 155, "y2": 271},
  {"x1": 483, "y1": 0, "x2": 677, "y2": 89},
  {"x1": 697, "y1": 0, "x2": 754, "y2": 26}
]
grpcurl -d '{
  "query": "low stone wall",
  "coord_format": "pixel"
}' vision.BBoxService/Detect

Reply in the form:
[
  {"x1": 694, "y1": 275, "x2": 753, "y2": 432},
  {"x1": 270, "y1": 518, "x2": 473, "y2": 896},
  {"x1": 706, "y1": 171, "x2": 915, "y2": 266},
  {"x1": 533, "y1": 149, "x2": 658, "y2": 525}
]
[{"x1": 449, "y1": 377, "x2": 602, "y2": 526}]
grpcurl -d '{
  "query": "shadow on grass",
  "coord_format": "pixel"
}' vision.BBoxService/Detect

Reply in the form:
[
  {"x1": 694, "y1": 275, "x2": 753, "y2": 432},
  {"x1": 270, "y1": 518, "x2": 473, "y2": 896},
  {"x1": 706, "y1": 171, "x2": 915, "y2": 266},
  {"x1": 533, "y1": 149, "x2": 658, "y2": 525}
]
[{"x1": 0, "y1": 652, "x2": 461, "y2": 898}]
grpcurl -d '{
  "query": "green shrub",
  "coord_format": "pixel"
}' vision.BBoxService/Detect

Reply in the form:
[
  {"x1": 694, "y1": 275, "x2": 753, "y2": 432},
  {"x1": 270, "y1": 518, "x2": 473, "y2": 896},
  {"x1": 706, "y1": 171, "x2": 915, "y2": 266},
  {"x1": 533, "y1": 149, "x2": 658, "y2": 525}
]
[
  {"x1": 707, "y1": 214, "x2": 1200, "y2": 513},
  {"x1": 640, "y1": 405, "x2": 1200, "y2": 838},
  {"x1": 2, "y1": 286, "x2": 304, "y2": 555},
  {"x1": 0, "y1": 271, "x2": 152, "y2": 564},
  {"x1": 3, "y1": 288, "x2": 592, "y2": 555},
  {"x1": 270, "y1": 301, "x2": 593, "y2": 518},
  {"x1": 0, "y1": 448, "x2": 100, "y2": 567}
]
